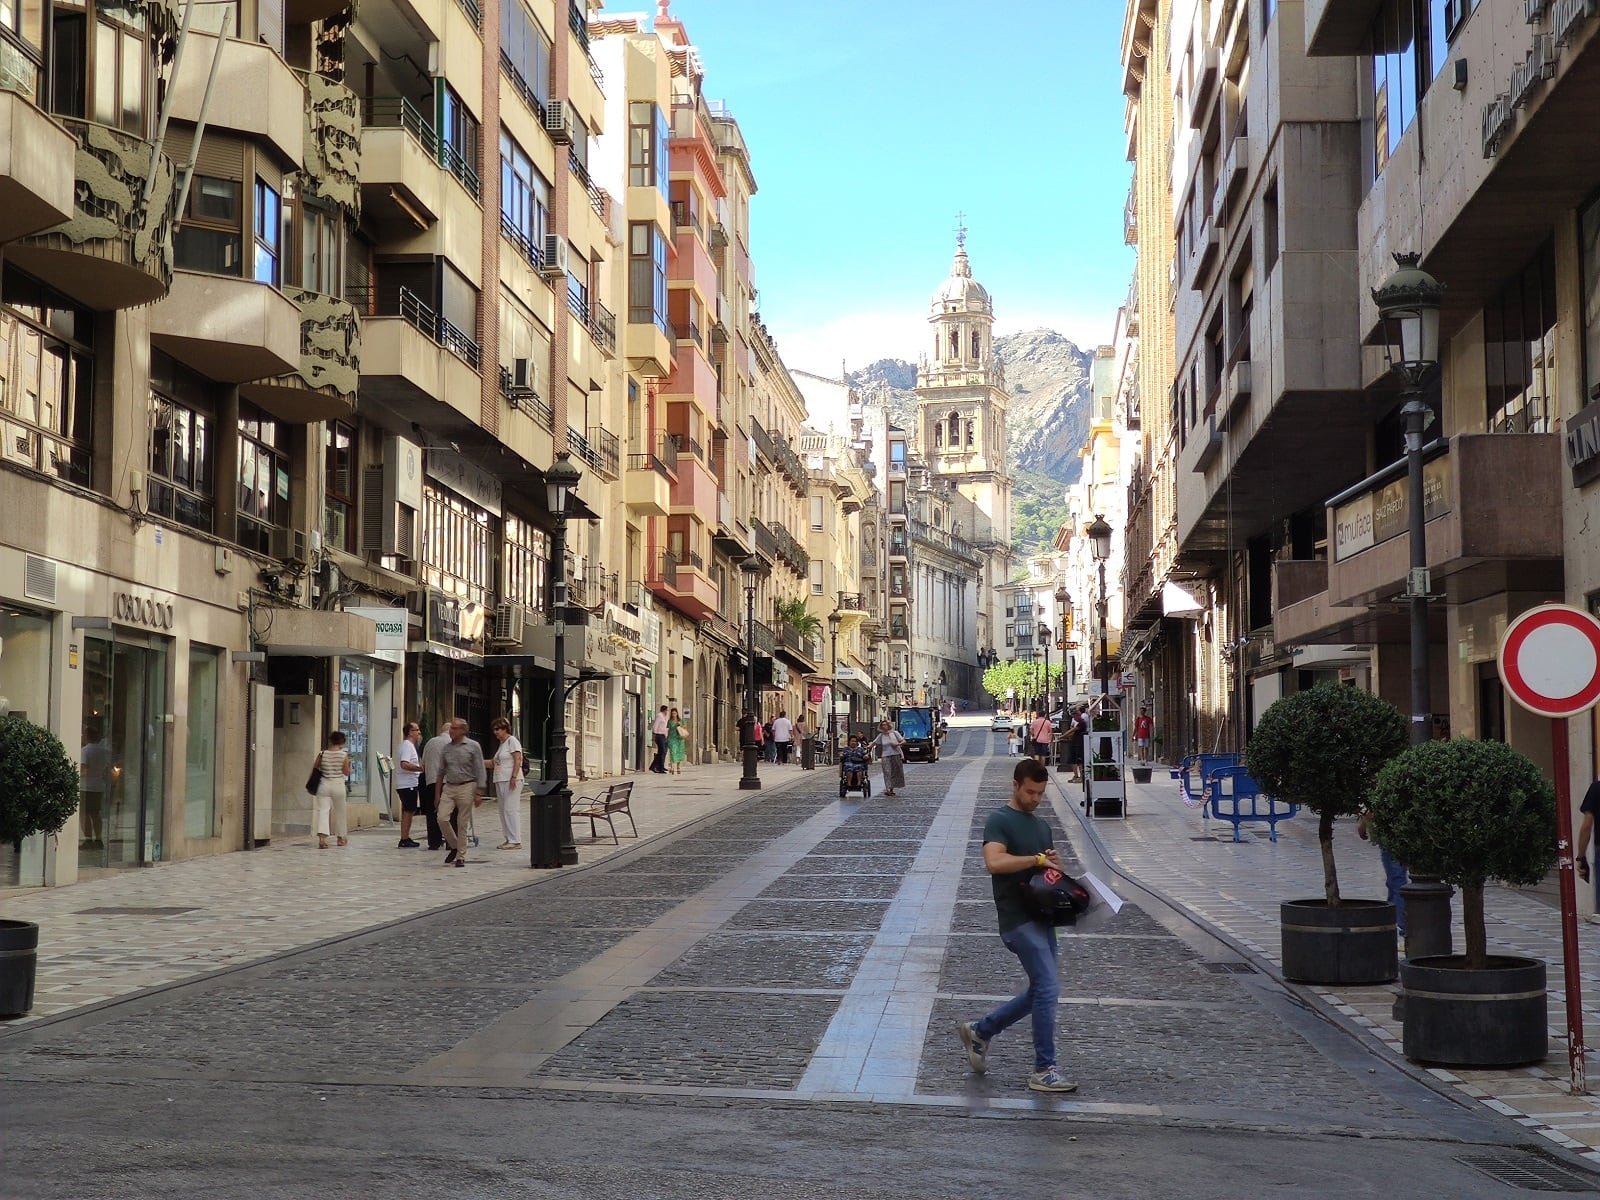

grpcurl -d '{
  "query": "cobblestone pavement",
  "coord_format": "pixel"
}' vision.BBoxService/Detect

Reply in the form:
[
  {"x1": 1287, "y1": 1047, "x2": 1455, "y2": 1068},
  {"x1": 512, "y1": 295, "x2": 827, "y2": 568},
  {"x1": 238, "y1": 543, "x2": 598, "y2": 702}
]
[
  {"x1": 1082, "y1": 763, "x2": 1600, "y2": 1163},
  {"x1": 6, "y1": 722, "x2": 1599, "y2": 1199}
]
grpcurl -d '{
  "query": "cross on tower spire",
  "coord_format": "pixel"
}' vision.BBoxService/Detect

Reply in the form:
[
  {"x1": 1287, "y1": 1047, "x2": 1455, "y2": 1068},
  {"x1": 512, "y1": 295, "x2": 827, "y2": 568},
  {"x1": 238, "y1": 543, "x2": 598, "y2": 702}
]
[{"x1": 954, "y1": 211, "x2": 967, "y2": 249}]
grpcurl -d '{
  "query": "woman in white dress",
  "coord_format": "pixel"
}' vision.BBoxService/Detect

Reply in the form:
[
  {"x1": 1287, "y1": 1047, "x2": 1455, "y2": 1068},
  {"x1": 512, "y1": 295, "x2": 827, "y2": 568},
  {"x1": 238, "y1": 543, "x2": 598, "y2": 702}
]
[
  {"x1": 312, "y1": 731, "x2": 352, "y2": 849},
  {"x1": 489, "y1": 717, "x2": 524, "y2": 849}
]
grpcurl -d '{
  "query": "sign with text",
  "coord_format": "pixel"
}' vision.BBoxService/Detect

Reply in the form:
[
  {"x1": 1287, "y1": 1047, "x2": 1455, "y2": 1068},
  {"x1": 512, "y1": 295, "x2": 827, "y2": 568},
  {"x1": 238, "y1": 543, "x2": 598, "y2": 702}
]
[
  {"x1": 1332, "y1": 455, "x2": 1451, "y2": 560},
  {"x1": 347, "y1": 606, "x2": 407, "y2": 665}
]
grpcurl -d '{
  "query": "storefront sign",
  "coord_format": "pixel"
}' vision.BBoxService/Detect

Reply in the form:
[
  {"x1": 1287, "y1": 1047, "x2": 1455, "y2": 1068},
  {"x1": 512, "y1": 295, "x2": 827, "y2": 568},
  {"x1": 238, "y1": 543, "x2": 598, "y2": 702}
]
[
  {"x1": 1332, "y1": 455, "x2": 1452, "y2": 560},
  {"x1": 1567, "y1": 398, "x2": 1600, "y2": 487},
  {"x1": 426, "y1": 592, "x2": 485, "y2": 653},
  {"x1": 347, "y1": 606, "x2": 407, "y2": 666},
  {"x1": 112, "y1": 591, "x2": 175, "y2": 630},
  {"x1": 425, "y1": 448, "x2": 502, "y2": 516}
]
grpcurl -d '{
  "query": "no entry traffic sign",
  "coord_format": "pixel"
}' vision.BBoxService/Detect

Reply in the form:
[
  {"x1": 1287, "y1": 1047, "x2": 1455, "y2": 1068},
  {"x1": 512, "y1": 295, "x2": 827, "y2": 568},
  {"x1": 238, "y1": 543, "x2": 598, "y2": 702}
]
[{"x1": 1498, "y1": 604, "x2": 1600, "y2": 719}]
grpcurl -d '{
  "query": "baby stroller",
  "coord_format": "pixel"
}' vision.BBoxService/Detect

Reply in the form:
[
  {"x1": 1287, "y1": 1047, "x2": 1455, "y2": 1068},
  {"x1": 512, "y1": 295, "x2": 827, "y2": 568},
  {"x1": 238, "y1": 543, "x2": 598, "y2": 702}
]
[{"x1": 839, "y1": 746, "x2": 872, "y2": 799}]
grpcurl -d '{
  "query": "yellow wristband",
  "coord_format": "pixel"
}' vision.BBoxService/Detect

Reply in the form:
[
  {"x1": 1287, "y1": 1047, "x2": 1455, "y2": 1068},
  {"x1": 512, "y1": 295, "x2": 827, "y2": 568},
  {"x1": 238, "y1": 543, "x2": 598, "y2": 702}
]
[{"x1": 1035, "y1": 853, "x2": 1047, "y2": 868}]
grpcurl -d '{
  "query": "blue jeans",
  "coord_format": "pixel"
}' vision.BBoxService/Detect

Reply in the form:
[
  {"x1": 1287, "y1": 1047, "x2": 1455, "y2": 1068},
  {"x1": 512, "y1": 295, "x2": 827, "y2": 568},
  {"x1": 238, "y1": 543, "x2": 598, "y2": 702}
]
[
  {"x1": 975, "y1": 919, "x2": 1059, "y2": 1071},
  {"x1": 1381, "y1": 847, "x2": 1408, "y2": 936}
]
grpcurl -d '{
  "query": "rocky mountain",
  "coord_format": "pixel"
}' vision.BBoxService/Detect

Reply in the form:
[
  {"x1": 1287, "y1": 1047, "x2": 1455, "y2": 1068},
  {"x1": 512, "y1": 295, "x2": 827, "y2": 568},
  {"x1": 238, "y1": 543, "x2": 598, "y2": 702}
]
[{"x1": 844, "y1": 329, "x2": 1095, "y2": 559}]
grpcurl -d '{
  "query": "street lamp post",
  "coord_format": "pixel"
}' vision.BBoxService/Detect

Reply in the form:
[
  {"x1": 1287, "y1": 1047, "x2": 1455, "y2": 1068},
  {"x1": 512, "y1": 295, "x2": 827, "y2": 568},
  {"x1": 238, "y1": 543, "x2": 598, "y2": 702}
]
[
  {"x1": 1373, "y1": 250, "x2": 1450, "y2": 959},
  {"x1": 828, "y1": 609, "x2": 841, "y2": 763},
  {"x1": 1054, "y1": 583, "x2": 1073, "y2": 769},
  {"x1": 1087, "y1": 515, "x2": 1113, "y2": 717},
  {"x1": 534, "y1": 451, "x2": 582, "y2": 868},
  {"x1": 1039, "y1": 626, "x2": 1052, "y2": 722},
  {"x1": 739, "y1": 556, "x2": 762, "y2": 791}
]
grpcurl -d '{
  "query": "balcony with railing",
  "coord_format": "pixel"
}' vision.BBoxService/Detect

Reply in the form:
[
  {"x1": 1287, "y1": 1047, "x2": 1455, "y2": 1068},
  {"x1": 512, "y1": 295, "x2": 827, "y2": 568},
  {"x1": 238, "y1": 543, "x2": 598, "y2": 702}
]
[
  {"x1": 648, "y1": 546, "x2": 718, "y2": 621},
  {"x1": 837, "y1": 591, "x2": 868, "y2": 613},
  {"x1": 751, "y1": 618, "x2": 778, "y2": 656},
  {"x1": 569, "y1": 1, "x2": 604, "y2": 90},
  {"x1": 624, "y1": 442, "x2": 671, "y2": 515},
  {"x1": 776, "y1": 620, "x2": 820, "y2": 670},
  {"x1": 361, "y1": 96, "x2": 443, "y2": 226},
  {"x1": 749, "y1": 416, "x2": 778, "y2": 463},
  {"x1": 498, "y1": 364, "x2": 554, "y2": 428},
  {"x1": 500, "y1": 210, "x2": 543, "y2": 271},
  {"x1": 670, "y1": 451, "x2": 719, "y2": 522},
  {"x1": 359, "y1": 284, "x2": 482, "y2": 425},
  {"x1": 568, "y1": 150, "x2": 607, "y2": 217},
  {"x1": 752, "y1": 517, "x2": 779, "y2": 563}
]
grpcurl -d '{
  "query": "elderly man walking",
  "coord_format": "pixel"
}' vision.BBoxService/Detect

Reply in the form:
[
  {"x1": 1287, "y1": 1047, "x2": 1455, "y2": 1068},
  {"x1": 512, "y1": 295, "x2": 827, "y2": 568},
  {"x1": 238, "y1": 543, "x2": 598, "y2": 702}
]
[{"x1": 435, "y1": 718, "x2": 486, "y2": 867}]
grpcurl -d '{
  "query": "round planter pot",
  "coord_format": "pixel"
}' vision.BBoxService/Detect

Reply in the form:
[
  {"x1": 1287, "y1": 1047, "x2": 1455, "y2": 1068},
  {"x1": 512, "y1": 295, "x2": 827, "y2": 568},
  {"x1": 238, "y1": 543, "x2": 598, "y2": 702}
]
[
  {"x1": 1400, "y1": 954, "x2": 1547, "y2": 1067},
  {"x1": 0, "y1": 919, "x2": 39, "y2": 1018},
  {"x1": 1280, "y1": 899, "x2": 1397, "y2": 985}
]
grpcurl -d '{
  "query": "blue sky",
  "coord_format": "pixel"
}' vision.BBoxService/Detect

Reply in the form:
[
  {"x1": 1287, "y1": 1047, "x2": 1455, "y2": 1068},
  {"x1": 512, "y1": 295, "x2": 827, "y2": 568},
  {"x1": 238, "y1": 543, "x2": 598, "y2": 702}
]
[{"x1": 675, "y1": 0, "x2": 1135, "y2": 375}]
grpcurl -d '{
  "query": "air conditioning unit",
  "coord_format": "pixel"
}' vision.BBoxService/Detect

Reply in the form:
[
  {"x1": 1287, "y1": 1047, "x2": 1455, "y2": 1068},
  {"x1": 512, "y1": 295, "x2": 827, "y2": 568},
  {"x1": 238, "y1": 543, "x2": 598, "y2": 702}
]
[
  {"x1": 269, "y1": 526, "x2": 311, "y2": 565},
  {"x1": 544, "y1": 100, "x2": 574, "y2": 144},
  {"x1": 490, "y1": 602, "x2": 527, "y2": 645},
  {"x1": 506, "y1": 357, "x2": 538, "y2": 409},
  {"x1": 539, "y1": 235, "x2": 569, "y2": 280}
]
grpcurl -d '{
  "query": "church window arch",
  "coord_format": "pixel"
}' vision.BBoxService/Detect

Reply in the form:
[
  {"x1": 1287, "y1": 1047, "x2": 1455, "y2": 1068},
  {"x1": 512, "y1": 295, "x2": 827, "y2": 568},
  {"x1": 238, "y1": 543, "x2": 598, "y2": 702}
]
[
  {"x1": 972, "y1": 331, "x2": 982, "y2": 359},
  {"x1": 947, "y1": 411, "x2": 960, "y2": 443},
  {"x1": 948, "y1": 331, "x2": 959, "y2": 360},
  {"x1": 933, "y1": 421, "x2": 943, "y2": 448},
  {"x1": 933, "y1": 510, "x2": 943, "y2": 529},
  {"x1": 965, "y1": 421, "x2": 975, "y2": 447}
]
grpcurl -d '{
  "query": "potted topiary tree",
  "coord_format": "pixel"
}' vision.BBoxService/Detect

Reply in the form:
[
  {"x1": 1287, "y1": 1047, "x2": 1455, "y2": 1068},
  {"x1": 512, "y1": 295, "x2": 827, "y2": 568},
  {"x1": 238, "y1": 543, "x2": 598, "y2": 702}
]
[
  {"x1": 1245, "y1": 684, "x2": 1409, "y2": 985},
  {"x1": 1367, "y1": 738, "x2": 1555, "y2": 1067},
  {"x1": 0, "y1": 714, "x2": 81, "y2": 1017}
]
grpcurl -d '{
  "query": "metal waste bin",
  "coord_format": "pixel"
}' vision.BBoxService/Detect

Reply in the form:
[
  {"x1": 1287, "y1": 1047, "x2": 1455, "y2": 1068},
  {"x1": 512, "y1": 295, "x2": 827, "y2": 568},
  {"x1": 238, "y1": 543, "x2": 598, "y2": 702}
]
[
  {"x1": 529, "y1": 780, "x2": 566, "y2": 869},
  {"x1": 801, "y1": 736, "x2": 816, "y2": 770}
]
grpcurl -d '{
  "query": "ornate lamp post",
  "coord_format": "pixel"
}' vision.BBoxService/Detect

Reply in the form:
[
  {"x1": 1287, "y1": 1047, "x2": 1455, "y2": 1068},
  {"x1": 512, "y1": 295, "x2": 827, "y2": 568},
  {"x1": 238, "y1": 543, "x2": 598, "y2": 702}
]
[
  {"x1": 828, "y1": 609, "x2": 841, "y2": 761},
  {"x1": 1087, "y1": 514, "x2": 1113, "y2": 716},
  {"x1": 534, "y1": 451, "x2": 582, "y2": 868},
  {"x1": 1373, "y1": 251, "x2": 1449, "y2": 958},
  {"x1": 1038, "y1": 625, "x2": 1052, "y2": 721},
  {"x1": 739, "y1": 556, "x2": 763, "y2": 791}
]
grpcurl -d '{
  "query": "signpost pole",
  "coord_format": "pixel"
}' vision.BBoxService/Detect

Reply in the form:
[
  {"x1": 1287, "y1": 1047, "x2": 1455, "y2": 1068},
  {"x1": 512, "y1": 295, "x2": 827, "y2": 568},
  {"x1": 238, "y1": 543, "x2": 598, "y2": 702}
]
[{"x1": 1552, "y1": 717, "x2": 1586, "y2": 1095}]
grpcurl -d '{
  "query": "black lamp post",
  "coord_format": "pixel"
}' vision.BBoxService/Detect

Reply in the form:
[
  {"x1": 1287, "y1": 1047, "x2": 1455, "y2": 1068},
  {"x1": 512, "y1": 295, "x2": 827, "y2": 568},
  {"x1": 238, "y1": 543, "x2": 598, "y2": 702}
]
[
  {"x1": 1087, "y1": 514, "x2": 1113, "y2": 717},
  {"x1": 1373, "y1": 250, "x2": 1450, "y2": 959},
  {"x1": 1038, "y1": 625, "x2": 1052, "y2": 720},
  {"x1": 739, "y1": 556, "x2": 762, "y2": 791},
  {"x1": 828, "y1": 609, "x2": 841, "y2": 762},
  {"x1": 536, "y1": 451, "x2": 582, "y2": 868}
]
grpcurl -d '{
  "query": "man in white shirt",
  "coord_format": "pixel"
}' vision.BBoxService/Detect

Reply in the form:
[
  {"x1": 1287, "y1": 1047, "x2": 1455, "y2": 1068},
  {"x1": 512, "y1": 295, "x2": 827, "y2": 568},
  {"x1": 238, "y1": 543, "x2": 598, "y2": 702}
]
[
  {"x1": 772, "y1": 711, "x2": 794, "y2": 765},
  {"x1": 395, "y1": 722, "x2": 423, "y2": 848},
  {"x1": 650, "y1": 706, "x2": 670, "y2": 774},
  {"x1": 420, "y1": 721, "x2": 453, "y2": 850}
]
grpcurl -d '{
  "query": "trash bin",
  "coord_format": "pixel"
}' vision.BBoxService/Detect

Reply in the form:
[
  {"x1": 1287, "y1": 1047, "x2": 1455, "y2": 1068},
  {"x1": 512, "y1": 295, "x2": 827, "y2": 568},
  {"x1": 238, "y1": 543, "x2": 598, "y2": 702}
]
[
  {"x1": 529, "y1": 780, "x2": 566, "y2": 869},
  {"x1": 801, "y1": 736, "x2": 816, "y2": 770}
]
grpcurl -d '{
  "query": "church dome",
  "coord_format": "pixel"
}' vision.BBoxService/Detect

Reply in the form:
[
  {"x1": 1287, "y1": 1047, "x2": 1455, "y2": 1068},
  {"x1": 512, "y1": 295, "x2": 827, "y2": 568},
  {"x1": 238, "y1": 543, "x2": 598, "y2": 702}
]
[{"x1": 930, "y1": 244, "x2": 992, "y2": 316}]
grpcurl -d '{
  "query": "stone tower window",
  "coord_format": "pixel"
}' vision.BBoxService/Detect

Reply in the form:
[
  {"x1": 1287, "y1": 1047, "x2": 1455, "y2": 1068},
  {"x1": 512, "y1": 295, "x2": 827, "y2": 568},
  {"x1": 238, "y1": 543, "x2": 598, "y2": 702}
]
[
  {"x1": 949, "y1": 331, "x2": 959, "y2": 359},
  {"x1": 972, "y1": 331, "x2": 981, "y2": 359},
  {"x1": 965, "y1": 421, "x2": 975, "y2": 447},
  {"x1": 947, "y1": 412, "x2": 960, "y2": 444}
]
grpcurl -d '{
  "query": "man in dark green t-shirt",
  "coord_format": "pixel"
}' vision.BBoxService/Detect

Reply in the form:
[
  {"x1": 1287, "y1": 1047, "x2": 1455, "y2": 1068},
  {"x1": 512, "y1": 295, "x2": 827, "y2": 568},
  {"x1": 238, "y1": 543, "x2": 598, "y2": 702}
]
[{"x1": 956, "y1": 758, "x2": 1076, "y2": 1093}]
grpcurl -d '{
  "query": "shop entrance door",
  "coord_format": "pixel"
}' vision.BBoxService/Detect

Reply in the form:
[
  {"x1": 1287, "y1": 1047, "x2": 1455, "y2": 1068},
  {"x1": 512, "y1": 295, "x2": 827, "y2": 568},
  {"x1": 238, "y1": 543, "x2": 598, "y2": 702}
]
[{"x1": 80, "y1": 633, "x2": 168, "y2": 869}]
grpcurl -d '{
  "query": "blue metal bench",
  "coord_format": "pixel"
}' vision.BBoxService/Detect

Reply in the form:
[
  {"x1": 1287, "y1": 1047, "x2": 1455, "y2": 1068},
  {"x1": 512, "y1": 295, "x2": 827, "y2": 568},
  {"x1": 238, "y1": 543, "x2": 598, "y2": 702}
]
[
  {"x1": 1204, "y1": 765, "x2": 1298, "y2": 842},
  {"x1": 1174, "y1": 752, "x2": 1243, "y2": 807}
]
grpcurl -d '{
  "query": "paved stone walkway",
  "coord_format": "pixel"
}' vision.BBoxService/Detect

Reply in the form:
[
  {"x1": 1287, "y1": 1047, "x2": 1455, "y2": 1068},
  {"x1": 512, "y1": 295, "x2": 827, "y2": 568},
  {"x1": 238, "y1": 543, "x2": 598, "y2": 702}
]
[
  {"x1": 1075, "y1": 765, "x2": 1600, "y2": 1161},
  {"x1": 0, "y1": 759, "x2": 809, "y2": 1022}
]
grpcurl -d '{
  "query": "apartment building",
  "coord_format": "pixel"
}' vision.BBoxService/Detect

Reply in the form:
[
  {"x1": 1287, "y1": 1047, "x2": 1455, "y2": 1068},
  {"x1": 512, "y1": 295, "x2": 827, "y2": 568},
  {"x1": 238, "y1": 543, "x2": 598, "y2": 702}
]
[
  {"x1": 0, "y1": 0, "x2": 814, "y2": 887},
  {"x1": 1120, "y1": 0, "x2": 1600, "y2": 791},
  {"x1": 1275, "y1": 0, "x2": 1600, "y2": 784}
]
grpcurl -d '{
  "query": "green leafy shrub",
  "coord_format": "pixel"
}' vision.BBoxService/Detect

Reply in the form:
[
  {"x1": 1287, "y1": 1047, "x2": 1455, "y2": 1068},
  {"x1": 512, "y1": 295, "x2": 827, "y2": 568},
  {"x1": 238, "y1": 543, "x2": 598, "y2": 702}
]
[
  {"x1": 1245, "y1": 684, "x2": 1408, "y2": 904},
  {"x1": 0, "y1": 715, "x2": 81, "y2": 845},
  {"x1": 1368, "y1": 739, "x2": 1555, "y2": 968}
]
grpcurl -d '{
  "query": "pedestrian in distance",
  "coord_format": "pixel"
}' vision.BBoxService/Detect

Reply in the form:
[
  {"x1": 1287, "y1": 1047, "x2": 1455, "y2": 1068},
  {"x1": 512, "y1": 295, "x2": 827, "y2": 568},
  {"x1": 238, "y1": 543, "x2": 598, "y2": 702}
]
[
  {"x1": 1006, "y1": 727, "x2": 1022, "y2": 758},
  {"x1": 419, "y1": 721, "x2": 453, "y2": 850},
  {"x1": 1357, "y1": 810, "x2": 1407, "y2": 939},
  {"x1": 751, "y1": 714, "x2": 766, "y2": 759},
  {"x1": 762, "y1": 718, "x2": 777, "y2": 762},
  {"x1": 650, "y1": 705, "x2": 670, "y2": 773},
  {"x1": 435, "y1": 718, "x2": 486, "y2": 867},
  {"x1": 311, "y1": 731, "x2": 353, "y2": 850},
  {"x1": 1133, "y1": 707, "x2": 1154, "y2": 761},
  {"x1": 792, "y1": 714, "x2": 809, "y2": 768},
  {"x1": 772, "y1": 710, "x2": 794, "y2": 765},
  {"x1": 667, "y1": 707, "x2": 688, "y2": 775},
  {"x1": 873, "y1": 718, "x2": 907, "y2": 796},
  {"x1": 395, "y1": 722, "x2": 423, "y2": 847},
  {"x1": 1028, "y1": 710, "x2": 1054, "y2": 766},
  {"x1": 488, "y1": 717, "x2": 523, "y2": 850},
  {"x1": 1066, "y1": 705, "x2": 1089, "y2": 784},
  {"x1": 957, "y1": 758, "x2": 1077, "y2": 1093}
]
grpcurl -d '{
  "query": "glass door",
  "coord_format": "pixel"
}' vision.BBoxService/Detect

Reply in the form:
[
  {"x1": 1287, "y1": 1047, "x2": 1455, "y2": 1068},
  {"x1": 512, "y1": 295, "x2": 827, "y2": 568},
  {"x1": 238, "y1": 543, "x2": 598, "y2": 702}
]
[{"x1": 81, "y1": 633, "x2": 168, "y2": 869}]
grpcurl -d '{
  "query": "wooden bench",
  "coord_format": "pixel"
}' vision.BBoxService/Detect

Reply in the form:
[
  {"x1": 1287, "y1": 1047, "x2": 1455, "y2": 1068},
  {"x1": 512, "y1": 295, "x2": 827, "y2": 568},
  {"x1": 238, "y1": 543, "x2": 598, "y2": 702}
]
[{"x1": 570, "y1": 780, "x2": 636, "y2": 844}]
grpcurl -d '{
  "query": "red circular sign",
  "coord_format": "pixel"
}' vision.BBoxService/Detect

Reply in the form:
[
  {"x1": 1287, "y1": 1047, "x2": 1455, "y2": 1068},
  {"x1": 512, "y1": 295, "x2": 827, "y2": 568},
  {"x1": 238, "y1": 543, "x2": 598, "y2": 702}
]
[{"x1": 1498, "y1": 605, "x2": 1600, "y2": 718}]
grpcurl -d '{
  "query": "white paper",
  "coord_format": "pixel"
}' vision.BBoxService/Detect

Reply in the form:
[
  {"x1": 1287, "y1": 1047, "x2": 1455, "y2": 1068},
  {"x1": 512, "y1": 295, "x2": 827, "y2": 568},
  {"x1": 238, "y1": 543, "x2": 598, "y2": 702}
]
[{"x1": 1082, "y1": 872, "x2": 1125, "y2": 914}]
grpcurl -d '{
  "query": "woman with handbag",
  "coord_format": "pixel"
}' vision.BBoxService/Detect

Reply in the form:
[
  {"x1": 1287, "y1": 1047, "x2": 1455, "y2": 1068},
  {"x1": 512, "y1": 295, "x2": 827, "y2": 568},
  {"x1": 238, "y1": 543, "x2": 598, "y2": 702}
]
[
  {"x1": 309, "y1": 731, "x2": 352, "y2": 849},
  {"x1": 873, "y1": 719, "x2": 907, "y2": 796}
]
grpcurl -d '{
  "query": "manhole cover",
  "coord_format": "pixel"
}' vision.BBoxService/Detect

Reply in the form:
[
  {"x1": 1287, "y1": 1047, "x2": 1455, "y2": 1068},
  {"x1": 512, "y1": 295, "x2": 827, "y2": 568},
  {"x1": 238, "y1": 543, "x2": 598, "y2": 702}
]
[
  {"x1": 1457, "y1": 1151, "x2": 1600, "y2": 1192},
  {"x1": 1202, "y1": 961, "x2": 1256, "y2": 974},
  {"x1": 73, "y1": 906, "x2": 201, "y2": 917}
]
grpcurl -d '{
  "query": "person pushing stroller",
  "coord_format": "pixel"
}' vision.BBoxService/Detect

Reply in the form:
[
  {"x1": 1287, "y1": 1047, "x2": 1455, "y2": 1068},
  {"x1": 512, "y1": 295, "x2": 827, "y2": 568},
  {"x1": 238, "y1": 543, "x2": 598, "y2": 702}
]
[{"x1": 839, "y1": 734, "x2": 871, "y2": 798}]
